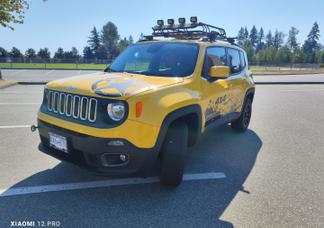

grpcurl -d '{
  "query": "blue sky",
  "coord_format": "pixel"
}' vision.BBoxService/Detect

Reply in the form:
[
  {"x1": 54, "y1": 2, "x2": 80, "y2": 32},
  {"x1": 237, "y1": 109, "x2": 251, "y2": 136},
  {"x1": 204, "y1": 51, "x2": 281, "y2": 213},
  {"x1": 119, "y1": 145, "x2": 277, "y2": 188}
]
[{"x1": 1, "y1": 0, "x2": 324, "y2": 55}]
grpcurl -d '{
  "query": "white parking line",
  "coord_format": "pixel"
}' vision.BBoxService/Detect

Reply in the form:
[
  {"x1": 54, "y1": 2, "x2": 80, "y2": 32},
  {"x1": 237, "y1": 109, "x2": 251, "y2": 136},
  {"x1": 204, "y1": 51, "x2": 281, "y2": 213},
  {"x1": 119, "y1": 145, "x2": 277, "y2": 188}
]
[
  {"x1": 0, "y1": 125, "x2": 31, "y2": 129},
  {"x1": 0, "y1": 172, "x2": 226, "y2": 197}
]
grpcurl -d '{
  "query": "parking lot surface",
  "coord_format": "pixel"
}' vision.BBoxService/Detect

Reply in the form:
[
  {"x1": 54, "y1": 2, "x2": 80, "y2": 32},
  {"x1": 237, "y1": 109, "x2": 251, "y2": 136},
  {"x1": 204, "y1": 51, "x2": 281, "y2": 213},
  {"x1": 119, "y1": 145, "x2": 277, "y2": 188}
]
[{"x1": 0, "y1": 84, "x2": 324, "y2": 227}]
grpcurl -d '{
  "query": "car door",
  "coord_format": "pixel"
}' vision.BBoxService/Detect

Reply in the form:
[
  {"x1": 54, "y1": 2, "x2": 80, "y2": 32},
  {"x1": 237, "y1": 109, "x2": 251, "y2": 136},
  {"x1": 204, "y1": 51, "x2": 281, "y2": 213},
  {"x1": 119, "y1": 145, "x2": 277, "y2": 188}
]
[
  {"x1": 226, "y1": 48, "x2": 246, "y2": 113},
  {"x1": 201, "y1": 46, "x2": 233, "y2": 126}
]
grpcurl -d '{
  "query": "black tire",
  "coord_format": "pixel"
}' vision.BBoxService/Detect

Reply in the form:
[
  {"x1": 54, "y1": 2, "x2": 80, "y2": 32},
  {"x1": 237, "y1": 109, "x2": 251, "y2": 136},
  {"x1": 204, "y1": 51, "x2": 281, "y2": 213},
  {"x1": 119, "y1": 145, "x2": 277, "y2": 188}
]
[
  {"x1": 160, "y1": 121, "x2": 188, "y2": 186},
  {"x1": 231, "y1": 98, "x2": 252, "y2": 132}
]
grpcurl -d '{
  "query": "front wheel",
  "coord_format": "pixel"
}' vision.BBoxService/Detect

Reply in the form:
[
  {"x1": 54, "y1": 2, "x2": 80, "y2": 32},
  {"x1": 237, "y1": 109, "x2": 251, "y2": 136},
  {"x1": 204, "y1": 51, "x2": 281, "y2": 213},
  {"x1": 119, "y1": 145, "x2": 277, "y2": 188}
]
[
  {"x1": 231, "y1": 98, "x2": 252, "y2": 132},
  {"x1": 160, "y1": 121, "x2": 188, "y2": 186}
]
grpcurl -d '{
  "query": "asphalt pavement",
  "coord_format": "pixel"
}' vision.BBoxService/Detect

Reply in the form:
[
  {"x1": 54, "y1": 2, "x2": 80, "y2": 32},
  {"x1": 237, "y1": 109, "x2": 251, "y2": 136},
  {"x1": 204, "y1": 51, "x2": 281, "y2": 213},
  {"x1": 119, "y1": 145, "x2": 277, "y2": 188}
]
[{"x1": 0, "y1": 83, "x2": 324, "y2": 227}]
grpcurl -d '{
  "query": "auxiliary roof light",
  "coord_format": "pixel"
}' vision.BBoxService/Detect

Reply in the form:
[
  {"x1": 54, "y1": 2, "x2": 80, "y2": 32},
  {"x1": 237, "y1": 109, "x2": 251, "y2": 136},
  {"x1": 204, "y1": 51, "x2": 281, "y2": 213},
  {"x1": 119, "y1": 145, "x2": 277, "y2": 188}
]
[
  {"x1": 178, "y1": 17, "x2": 186, "y2": 25},
  {"x1": 157, "y1": 19, "x2": 164, "y2": 27},
  {"x1": 190, "y1": 16, "x2": 198, "y2": 24},
  {"x1": 167, "y1": 18, "x2": 175, "y2": 26}
]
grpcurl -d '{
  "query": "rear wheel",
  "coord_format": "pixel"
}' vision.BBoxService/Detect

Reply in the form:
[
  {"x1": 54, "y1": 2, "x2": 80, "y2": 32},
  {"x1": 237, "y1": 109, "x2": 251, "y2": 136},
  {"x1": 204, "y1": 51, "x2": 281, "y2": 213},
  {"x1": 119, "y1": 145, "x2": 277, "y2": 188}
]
[
  {"x1": 231, "y1": 98, "x2": 252, "y2": 132},
  {"x1": 160, "y1": 121, "x2": 188, "y2": 186}
]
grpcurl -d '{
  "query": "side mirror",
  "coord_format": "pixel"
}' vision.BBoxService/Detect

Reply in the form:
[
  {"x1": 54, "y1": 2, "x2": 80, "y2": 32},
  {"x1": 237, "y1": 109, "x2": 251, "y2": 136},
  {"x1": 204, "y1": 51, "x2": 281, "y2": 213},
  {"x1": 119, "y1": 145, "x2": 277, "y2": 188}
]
[{"x1": 209, "y1": 66, "x2": 230, "y2": 78}]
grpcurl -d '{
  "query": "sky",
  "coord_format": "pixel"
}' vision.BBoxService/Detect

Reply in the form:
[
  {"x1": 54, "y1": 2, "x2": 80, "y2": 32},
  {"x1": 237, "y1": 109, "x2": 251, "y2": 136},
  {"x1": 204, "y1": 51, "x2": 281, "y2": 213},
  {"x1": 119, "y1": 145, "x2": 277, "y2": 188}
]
[{"x1": 1, "y1": 0, "x2": 324, "y2": 55}]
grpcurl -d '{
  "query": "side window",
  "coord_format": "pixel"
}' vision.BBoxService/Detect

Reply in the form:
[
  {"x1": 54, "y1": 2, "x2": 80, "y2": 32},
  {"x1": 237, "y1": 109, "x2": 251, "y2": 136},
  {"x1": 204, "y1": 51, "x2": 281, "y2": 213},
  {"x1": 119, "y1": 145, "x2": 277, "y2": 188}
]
[
  {"x1": 202, "y1": 47, "x2": 227, "y2": 77},
  {"x1": 227, "y1": 48, "x2": 241, "y2": 74},
  {"x1": 240, "y1": 51, "x2": 246, "y2": 69}
]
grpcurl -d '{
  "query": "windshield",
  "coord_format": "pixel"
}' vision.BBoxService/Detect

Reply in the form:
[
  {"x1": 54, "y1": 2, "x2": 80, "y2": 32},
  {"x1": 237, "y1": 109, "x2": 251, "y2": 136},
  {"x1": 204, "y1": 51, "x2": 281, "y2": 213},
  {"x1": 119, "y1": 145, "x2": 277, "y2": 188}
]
[{"x1": 109, "y1": 42, "x2": 199, "y2": 77}]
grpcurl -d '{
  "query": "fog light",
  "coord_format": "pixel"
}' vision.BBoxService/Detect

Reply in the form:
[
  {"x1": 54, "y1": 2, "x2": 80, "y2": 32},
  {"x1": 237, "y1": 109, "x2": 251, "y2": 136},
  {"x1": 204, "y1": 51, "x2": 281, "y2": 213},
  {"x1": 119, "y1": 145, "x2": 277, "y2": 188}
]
[{"x1": 120, "y1": 154, "x2": 127, "y2": 162}]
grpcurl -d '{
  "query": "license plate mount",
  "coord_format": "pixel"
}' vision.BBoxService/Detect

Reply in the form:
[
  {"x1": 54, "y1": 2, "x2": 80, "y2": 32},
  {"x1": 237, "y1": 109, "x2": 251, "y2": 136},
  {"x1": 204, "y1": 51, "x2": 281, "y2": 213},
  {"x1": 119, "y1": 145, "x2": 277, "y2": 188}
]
[{"x1": 49, "y1": 132, "x2": 68, "y2": 153}]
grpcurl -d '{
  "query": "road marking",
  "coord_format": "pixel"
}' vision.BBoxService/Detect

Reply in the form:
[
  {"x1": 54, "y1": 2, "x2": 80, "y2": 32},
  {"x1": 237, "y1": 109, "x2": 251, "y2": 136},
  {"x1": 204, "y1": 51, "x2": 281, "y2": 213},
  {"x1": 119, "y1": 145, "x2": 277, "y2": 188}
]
[
  {"x1": 0, "y1": 172, "x2": 226, "y2": 197},
  {"x1": 0, "y1": 103, "x2": 40, "y2": 105},
  {"x1": 0, "y1": 125, "x2": 31, "y2": 129},
  {"x1": 44, "y1": 70, "x2": 54, "y2": 75}
]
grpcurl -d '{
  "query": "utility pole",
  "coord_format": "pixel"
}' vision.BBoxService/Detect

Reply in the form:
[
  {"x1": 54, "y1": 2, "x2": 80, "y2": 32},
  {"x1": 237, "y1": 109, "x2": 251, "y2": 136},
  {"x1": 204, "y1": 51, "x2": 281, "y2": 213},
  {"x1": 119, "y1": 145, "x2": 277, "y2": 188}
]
[{"x1": 0, "y1": 68, "x2": 2, "y2": 80}]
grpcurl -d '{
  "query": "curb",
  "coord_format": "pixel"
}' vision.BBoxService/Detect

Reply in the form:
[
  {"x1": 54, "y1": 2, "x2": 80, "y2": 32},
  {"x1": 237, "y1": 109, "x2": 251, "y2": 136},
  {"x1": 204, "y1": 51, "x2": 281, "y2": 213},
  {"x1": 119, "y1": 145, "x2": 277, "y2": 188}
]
[{"x1": 0, "y1": 80, "x2": 18, "y2": 89}]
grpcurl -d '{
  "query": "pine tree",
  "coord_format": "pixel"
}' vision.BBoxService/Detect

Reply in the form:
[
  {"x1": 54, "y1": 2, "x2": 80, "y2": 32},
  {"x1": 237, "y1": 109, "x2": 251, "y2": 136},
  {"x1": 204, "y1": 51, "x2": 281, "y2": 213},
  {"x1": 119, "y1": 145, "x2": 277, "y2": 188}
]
[
  {"x1": 249, "y1": 26, "x2": 258, "y2": 48},
  {"x1": 273, "y1": 30, "x2": 285, "y2": 48},
  {"x1": 83, "y1": 46, "x2": 94, "y2": 59},
  {"x1": 266, "y1": 31, "x2": 273, "y2": 47},
  {"x1": 256, "y1": 27, "x2": 265, "y2": 52},
  {"x1": 287, "y1": 27, "x2": 299, "y2": 52},
  {"x1": 101, "y1": 22, "x2": 119, "y2": 58},
  {"x1": 244, "y1": 27, "x2": 249, "y2": 40},
  {"x1": 88, "y1": 27, "x2": 101, "y2": 51},
  {"x1": 237, "y1": 27, "x2": 245, "y2": 45},
  {"x1": 303, "y1": 22, "x2": 320, "y2": 63},
  {"x1": 128, "y1": 35, "x2": 134, "y2": 44}
]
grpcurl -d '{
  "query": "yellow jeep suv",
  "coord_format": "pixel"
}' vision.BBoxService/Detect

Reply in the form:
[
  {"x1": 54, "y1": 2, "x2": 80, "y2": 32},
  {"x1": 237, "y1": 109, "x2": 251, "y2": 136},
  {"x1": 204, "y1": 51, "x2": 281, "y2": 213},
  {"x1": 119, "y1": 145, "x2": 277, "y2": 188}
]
[{"x1": 35, "y1": 17, "x2": 255, "y2": 186}]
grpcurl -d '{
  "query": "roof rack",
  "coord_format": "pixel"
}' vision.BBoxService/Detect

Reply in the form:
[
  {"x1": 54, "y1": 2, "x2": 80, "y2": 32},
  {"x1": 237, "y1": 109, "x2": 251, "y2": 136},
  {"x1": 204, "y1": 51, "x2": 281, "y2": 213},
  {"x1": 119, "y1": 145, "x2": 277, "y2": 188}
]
[{"x1": 141, "y1": 16, "x2": 237, "y2": 44}]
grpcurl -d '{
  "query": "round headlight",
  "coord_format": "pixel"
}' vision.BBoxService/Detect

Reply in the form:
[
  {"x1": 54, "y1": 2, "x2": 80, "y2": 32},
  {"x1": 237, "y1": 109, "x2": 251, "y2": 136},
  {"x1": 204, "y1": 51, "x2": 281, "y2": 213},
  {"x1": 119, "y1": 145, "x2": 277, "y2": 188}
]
[{"x1": 107, "y1": 102, "x2": 125, "y2": 121}]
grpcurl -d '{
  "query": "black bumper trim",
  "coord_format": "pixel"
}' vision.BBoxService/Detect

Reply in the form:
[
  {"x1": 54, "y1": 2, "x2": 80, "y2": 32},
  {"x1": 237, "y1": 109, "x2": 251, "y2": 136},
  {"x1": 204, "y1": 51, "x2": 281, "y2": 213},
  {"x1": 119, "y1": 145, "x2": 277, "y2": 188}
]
[{"x1": 37, "y1": 119, "x2": 159, "y2": 176}]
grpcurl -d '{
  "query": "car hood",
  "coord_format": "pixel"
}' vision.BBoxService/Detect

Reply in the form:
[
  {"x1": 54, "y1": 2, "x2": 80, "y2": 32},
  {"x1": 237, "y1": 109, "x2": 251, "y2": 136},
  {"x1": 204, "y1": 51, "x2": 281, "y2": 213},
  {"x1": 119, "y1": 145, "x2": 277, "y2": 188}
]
[{"x1": 46, "y1": 72, "x2": 184, "y2": 99}]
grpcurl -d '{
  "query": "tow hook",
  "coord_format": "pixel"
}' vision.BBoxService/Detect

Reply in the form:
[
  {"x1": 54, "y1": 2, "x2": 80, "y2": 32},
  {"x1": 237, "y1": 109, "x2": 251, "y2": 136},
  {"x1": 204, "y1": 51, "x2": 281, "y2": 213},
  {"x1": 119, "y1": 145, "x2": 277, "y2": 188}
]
[{"x1": 31, "y1": 125, "x2": 38, "y2": 132}]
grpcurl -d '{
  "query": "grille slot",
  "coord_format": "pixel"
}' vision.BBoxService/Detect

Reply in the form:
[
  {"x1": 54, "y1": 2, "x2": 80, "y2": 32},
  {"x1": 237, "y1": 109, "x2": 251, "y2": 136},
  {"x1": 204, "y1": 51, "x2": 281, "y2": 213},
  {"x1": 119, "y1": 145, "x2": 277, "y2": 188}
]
[{"x1": 46, "y1": 91, "x2": 97, "y2": 122}]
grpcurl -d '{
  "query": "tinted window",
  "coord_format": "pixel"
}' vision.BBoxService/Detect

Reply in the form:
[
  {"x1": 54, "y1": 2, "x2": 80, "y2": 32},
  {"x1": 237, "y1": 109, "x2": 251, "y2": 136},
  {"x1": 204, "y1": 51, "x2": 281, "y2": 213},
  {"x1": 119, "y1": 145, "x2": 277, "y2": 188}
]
[
  {"x1": 109, "y1": 42, "x2": 199, "y2": 77},
  {"x1": 203, "y1": 47, "x2": 227, "y2": 76},
  {"x1": 240, "y1": 51, "x2": 246, "y2": 69},
  {"x1": 228, "y1": 49, "x2": 241, "y2": 74}
]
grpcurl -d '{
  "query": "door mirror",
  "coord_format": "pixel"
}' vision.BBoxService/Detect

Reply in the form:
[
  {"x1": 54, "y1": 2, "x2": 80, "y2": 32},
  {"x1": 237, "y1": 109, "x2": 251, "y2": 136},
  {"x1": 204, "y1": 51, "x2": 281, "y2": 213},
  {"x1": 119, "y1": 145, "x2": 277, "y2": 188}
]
[{"x1": 209, "y1": 66, "x2": 230, "y2": 78}]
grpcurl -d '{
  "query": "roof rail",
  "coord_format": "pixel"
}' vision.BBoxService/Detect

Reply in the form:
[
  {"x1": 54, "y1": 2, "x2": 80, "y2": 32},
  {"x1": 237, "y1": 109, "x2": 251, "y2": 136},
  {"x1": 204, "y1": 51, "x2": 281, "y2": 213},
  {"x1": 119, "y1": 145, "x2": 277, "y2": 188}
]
[{"x1": 141, "y1": 16, "x2": 237, "y2": 44}]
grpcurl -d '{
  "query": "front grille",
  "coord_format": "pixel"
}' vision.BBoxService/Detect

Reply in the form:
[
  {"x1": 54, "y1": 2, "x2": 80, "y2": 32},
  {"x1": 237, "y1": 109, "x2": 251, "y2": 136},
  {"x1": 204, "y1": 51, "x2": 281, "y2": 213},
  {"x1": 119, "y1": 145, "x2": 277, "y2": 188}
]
[{"x1": 46, "y1": 90, "x2": 98, "y2": 122}]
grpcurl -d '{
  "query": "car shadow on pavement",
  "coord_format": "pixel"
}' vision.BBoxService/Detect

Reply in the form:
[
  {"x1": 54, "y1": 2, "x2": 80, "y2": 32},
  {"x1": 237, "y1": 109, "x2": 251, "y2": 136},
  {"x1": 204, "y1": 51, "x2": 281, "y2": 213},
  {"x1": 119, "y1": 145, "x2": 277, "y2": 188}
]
[{"x1": 0, "y1": 124, "x2": 262, "y2": 228}]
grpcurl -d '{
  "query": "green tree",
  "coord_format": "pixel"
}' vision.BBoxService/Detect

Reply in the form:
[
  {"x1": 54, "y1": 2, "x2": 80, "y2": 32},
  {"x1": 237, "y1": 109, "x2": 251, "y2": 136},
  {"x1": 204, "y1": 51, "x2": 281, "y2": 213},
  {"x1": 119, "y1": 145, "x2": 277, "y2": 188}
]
[
  {"x1": 237, "y1": 27, "x2": 245, "y2": 45},
  {"x1": 0, "y1": 47, "x2": 9, "y2": 58},
  {"x1": 71, "y1": 47, "x2": 80, "y2": 60},
  {"x1": 273, "y1": 30, "x2": 285, "y2": 48},
  {"x1": 243, "y1": 27, "x2": 249, "y2": 40},
  {"x1": 128, "y1": 35, "x2": 134, "y2": 44},
  {"x1": 0, "y1": 0, "x2": 28, "y2": 30},
  {"x1": 118, "y1": 37, "x2": 129, "y2": 52},
  {"x1": 25, "y1": 48, "x2": 36, "y2": 58},
  {"x1": 83, "y1": 46, "x2": 94, "y2": 59},
  {"x1": 88, "y1": 27, "x2": 101, "y2": 51},
  {"x1": 287, "y1": 27, "x2": 299, "y2": 52},
  {"x1": 54, "y1": 47, "x2": 64, "y2": 59},
  {"x1": 275, "y1": 46, "x2": 291, "y2": 64},
  {"x1": 303, "y1": 22, "x2": 320, "y2": 63},
  {"x1": 101, "y1": 21, "x2": 119, "y2": 58},
  {"x1": 242, "y1": 40, "x2": 255, "y2": 64},
  {"x1": 249, "y1": 25, "x2": 258, "y2": 47},
  {"x1": 266, "y1": 31, "x2": 273, "y2": 47},
  {"x1": 256, "y1": 27, "x2": 265, "y2": 52},
  {"x1": 37, "y1": 48, "x2": 50, "y2": 59},
  {"x1": 292, "y1": 47, "x2": 305, "y2": 63},
  {"x1": 10, "y1": 47, "x2": 23, "y2": 58},
  {"x1": 95, "y1": 45, "x2": 108, "y2": 59}
]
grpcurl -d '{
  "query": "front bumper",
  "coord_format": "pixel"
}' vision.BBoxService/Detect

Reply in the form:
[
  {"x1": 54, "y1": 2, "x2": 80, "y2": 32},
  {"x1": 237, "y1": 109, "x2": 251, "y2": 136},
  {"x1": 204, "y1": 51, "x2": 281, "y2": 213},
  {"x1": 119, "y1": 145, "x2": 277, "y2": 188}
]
[{"x1": 37, "y1": 119, "x2": 159, "y2": 176}]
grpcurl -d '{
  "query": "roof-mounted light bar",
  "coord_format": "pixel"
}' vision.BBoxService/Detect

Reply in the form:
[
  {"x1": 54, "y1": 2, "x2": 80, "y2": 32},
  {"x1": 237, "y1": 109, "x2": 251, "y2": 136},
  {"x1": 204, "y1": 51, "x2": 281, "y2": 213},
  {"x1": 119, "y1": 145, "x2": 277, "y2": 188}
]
[
  {"x1": 190, "y1": 16, "x2": 197, "y2": 24},
  {"x1": 149, "y1": 16, "x2": 234, "y2": 43}
]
